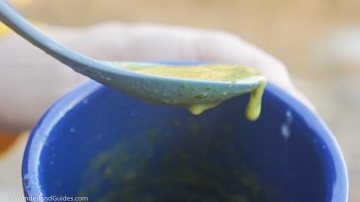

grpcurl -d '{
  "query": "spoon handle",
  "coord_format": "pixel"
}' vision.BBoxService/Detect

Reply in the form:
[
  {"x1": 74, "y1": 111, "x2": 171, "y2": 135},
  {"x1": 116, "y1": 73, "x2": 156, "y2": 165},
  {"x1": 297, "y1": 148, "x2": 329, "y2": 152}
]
[{"x1": 0, "y1": 0, "x2": 110, "y2": 74}]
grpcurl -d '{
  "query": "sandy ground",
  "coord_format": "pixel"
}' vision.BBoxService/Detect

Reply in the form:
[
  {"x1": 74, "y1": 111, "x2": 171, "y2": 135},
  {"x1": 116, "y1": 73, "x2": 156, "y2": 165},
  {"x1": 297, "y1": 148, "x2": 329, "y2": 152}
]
[{"x1": 3, "y1": 0, "x2": 360, "y2": 200}]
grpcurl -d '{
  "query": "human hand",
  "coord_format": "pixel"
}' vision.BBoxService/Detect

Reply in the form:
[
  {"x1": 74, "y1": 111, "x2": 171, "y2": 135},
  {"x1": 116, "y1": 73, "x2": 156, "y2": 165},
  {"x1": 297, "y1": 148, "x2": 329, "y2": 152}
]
[
  {"x1": 82, "y1": 22, "x2": 314, "y2": 108},
  {"x1": 0, "y1": 22, "x2": 314, "y2": 132}
]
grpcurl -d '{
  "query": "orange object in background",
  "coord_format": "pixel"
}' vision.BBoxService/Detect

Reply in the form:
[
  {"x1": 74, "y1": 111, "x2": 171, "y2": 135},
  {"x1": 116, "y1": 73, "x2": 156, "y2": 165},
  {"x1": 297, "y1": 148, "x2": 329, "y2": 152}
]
[
  {"x1": 0, "y1": 22, "x2": 14, "y2": 38},
  {"x1": 0, "y1": 132, "x2": 18, "y2": 155}
]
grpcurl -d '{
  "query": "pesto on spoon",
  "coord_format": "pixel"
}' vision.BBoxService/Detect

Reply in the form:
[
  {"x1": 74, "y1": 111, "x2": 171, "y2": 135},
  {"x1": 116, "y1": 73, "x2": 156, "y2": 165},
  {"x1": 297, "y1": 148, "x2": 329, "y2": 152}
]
[{"x1": 108, "y1": 62, "x2": 267, "y2": 120}]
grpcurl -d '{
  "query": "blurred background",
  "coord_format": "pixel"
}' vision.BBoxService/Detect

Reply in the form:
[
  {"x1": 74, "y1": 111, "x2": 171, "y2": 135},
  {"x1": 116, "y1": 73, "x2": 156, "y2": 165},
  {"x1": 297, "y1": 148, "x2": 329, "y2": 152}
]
[{"x1": 1, "y1": 0, "x2": 360, "y2": 200}]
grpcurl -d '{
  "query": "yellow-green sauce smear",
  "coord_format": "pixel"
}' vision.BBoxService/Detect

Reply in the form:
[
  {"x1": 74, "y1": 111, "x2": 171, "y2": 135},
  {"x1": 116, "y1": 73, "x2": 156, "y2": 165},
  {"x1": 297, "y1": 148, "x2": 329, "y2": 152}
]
[
  {"x1": 113, "y1": 63, "x2": 267, "y2": 121},
  {"x1": 78, "y1": 123, "x2": 280, "y2": 201}
]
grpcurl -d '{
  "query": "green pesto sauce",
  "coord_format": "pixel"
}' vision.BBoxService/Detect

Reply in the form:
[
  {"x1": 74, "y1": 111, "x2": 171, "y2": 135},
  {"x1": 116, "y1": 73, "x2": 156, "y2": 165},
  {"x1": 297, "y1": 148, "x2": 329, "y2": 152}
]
[
  {"x1": 111, "y1": 63, "x2": 267, "y2": 121},
  {"x1": 120, "y1": 64, "x2": 263, "y2": 82}
]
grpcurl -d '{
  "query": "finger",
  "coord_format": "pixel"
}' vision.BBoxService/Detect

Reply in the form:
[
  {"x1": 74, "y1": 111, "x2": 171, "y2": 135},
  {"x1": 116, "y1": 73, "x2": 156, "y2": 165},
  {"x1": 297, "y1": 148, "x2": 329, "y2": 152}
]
[{"x1": 190, "y1": 29, "x2": 316, "y2": 111}]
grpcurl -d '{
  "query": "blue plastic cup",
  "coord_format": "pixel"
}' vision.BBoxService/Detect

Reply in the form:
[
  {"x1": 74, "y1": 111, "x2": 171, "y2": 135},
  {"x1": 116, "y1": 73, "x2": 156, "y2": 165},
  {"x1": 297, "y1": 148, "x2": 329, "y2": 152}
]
[{"x1": 22, "y1": 62, "x2": 348, "y2": 201}]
